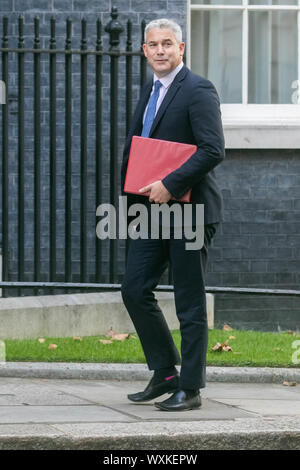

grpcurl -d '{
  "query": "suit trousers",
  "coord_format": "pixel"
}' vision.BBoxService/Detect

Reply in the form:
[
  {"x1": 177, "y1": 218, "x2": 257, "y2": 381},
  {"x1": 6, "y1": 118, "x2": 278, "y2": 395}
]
[{"x1": 121, "y1": 223, "x2": 218, "y2": 390}]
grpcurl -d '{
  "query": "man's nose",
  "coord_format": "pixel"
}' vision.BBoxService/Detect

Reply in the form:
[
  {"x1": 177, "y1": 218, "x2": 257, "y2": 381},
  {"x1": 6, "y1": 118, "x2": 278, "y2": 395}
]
[{"x1": 156, "y1": 43, "x2": 164, "y2": 54}]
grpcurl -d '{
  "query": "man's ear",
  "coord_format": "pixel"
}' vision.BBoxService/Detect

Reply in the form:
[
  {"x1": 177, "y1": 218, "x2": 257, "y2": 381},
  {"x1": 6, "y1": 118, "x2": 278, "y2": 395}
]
[
  {"x1": 142, "y1": 43, "x2": 148, "y2": 58},
  {"x1": 180, "y1": 42, "x2": 185, "y2": 58}
]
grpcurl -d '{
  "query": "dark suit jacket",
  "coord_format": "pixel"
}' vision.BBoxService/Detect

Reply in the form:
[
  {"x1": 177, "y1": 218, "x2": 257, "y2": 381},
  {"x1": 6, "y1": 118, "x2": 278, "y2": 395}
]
[{"x1": 121, "y1": 64, "x2": 225, "y2": 225}]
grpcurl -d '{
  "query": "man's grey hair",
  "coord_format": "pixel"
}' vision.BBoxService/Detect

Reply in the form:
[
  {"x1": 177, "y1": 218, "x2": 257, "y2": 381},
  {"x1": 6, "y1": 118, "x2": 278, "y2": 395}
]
[{"x1": 144, "y1": 19, "x2": 183, "y2": 44}]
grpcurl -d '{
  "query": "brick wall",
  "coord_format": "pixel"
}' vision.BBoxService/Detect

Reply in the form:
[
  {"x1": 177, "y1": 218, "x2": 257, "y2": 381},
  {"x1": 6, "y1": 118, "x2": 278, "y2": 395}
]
[{"x1": 209, "y1": 149, "x2": 300, "y2": 331}]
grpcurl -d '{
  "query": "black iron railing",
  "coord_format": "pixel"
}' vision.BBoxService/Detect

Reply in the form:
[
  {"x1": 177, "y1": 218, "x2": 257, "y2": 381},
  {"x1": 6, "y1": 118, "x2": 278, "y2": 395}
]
[
  {"x1": 0, "y1": 7, "x2": 148, "y2": 297},
  {"x1": 0, "y1": 282, "x2": 300, "y2": 299}
]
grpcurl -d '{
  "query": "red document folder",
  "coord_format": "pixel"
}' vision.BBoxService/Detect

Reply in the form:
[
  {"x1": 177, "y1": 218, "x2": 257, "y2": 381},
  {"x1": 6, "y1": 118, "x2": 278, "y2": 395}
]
[{"x1": 124, "y1": 136, "x2": 197, "y2": 202}]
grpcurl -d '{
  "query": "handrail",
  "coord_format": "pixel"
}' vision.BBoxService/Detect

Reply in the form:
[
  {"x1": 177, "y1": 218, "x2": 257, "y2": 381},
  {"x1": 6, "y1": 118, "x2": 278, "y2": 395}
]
[{"x1": 0, "y1": 282, "x2": 300, "y2": 297}]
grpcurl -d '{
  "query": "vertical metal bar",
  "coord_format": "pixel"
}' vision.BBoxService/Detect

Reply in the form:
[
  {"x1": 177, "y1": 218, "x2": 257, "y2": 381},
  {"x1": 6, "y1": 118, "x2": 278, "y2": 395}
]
[
  {"x1": 80, "y1": 17, "x2": 88, "y2": 283},
  {"x1": 49, "y1": 17, "x2": 56, "y2": 287},
  {"x1": 126, "y1": 20, "x2": 133, "y2": 135},
  {"x1": 65, "y1": 17, "x2": 72, "y2": 283},
  {"x1": 109, "y1": 49, "x2": 119, "y2": 283},
  {"x1": 33, "y1": 16, "x2": 41, "y2": 295},
  {"x1": 18, "y1": 15, "x2": 25, "y2": 296},
  {"x1": 140, "y1": 20, "x2": 147, "y2": 88},
  {"x1": 1, "y1": 16, "x2": 9, "y2": 298},
  {"x1": 95, "y1": 18, "x2": 103, "y2": 283},
  {"x1": 105, "y1": 7, "x2": 124, "y2": 284},
  {"x1": 125, "y1": 20, "x2": 133, "y2": 264}
]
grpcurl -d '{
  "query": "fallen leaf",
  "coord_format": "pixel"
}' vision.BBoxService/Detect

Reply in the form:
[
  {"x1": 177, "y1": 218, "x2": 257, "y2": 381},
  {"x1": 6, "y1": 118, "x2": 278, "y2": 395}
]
[
  {"x1": 283, "y1": 381, "x2": 297, "y2": 387},
  {"x1": 211, "y1": 341, "x2": 232, "y2": 352},
  {"x1": 111, "y1": 333, "x2": 130, "y2": 341},
  {"x1": 229, "y1": 335, "x2": 235, "y2": 339},
  {"x1": 212, "y1": 342, "x2": 223, "y2": 352},
  {"x1": 73, "y1": 336, "x2": 82, "y2": 341},
  {"x1": 273, "y1": 347, "x2": 281, "y2": 351},
  {"x1": 38, "y1": 338, "x2": 45, "y2": 343},
  {"x1": 105, "y1": 327, "x2": 134, "y2": 341},
  {"x1": 48, "y1": 344, "x2": 58, "y2": 350},
  {"x1": 106, "y1": 327, "x2": 116, "y2": 338},
  {"x1": 99, "y1": 339, "x2": 113, "y2": 344},
  {"x1": 223, "y1": 324, "x2": 233, "y2": 331}
]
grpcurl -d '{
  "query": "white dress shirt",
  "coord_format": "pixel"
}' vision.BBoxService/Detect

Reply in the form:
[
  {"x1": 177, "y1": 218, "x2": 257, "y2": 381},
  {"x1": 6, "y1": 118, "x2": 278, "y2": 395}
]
[{"x1": 143, "y1": 61, "x2": 184, "y2": 124}]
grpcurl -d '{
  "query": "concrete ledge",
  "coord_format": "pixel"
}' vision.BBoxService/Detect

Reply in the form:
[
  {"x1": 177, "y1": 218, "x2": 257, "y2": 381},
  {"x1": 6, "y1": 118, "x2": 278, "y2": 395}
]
[
  {"x1": 0, "y1": 418, "x2": 300, "y2": 449},
  {"x1": 0, "y1": 363, "x2": 299, "y2": 384},
  {"x1": 0, "y1": 292, "x2": 214, "y2": 340}
]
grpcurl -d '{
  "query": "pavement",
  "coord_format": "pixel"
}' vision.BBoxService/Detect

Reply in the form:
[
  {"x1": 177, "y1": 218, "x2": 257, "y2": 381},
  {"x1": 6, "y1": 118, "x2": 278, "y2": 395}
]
[{"x1": 0, "y1": 363, "x2": 300, "y2": 450}]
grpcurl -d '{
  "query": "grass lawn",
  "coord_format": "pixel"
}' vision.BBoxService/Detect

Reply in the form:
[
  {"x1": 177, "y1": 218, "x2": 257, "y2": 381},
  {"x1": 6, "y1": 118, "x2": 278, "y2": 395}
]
[{"x1": 2, "y1": 328, "x2": 300, "y2": 367}]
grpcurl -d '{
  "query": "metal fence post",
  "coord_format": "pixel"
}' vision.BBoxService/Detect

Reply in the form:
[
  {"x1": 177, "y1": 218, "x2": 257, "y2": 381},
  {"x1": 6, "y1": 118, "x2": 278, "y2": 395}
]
[
  {"x1": 33, "y1": 16, "x2": 41, "y2": 295},
  {"x1": 95, "y1": 17, "x2": 103, "y2": 283},
  {"x1": 18, "y1": 15, "x2": 25, "y2": 296},
  {"x1": 105, "y1": 7, "x2": 124, "y2": 284},
  {"x1": 140, "y1": 20, "x2": 147, "y2": 88},
  {"x1": 49, "y1": 16, "x2": 57, "y2": 290},
  {"x1": 80, "y1": 17, "x2": 88, "y2": 284},
  {"x1": 1, "y1": 16, "x2": 9, "y2": 298},
  {"x1": 65, "y1": 17, "x2": 72, "y2": 284}
]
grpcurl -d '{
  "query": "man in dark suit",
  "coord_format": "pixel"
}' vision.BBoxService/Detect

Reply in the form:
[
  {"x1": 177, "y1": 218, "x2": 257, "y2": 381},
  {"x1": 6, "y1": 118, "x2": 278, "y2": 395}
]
[{"x1": 120, "y1": 18, "x2": 225, "y2": 411}]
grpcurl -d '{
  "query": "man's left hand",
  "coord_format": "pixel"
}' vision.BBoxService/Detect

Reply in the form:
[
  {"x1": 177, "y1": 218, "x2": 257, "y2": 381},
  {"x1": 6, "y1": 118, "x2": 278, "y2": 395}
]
[{"x1": 139, "y1": 180, "x2": 172, "y2": 203}]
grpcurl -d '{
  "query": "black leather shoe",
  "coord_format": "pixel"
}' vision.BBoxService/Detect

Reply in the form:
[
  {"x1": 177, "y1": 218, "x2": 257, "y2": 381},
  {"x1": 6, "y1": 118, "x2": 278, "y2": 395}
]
[
  {"x1": 127, "y1": 375, "x2": 179, "y2": 402},
  {"x1": 154, "y1": 389, "x2": 201, "y2": 411}
]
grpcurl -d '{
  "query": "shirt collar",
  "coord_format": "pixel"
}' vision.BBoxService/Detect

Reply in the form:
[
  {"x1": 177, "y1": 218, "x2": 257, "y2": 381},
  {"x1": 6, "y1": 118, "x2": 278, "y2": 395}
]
[{"x1": 153, "y1": 61, "x2": 184, "y2": 89}]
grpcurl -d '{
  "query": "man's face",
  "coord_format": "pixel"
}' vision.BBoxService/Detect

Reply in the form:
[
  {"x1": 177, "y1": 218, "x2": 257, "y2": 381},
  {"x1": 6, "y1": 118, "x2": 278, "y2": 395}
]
[{"x1": 143, "y1": 28, "x2": 185, "y2": 78}]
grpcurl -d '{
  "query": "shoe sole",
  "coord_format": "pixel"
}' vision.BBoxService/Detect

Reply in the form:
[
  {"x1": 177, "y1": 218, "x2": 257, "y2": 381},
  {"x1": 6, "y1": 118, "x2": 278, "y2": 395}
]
[
  {"x1": 154, "y1": 403, "x2": 201, "y2": 411},
  {"x1": 127, "y1": 387, "x2": 179, "y2": 403}
]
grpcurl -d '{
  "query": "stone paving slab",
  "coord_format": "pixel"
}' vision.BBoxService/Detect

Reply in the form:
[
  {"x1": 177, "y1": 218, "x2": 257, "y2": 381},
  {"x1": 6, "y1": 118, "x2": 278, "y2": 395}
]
[
  {"x1": 0, "y1": 404, "x2": 134, "y2": 424},
  {"x1": 0, "y1": 378, "x2": 91, "y2": 406},
  {"x1": 0, "y1": 378, "x2": 255, "y2": 422},
  {"x1": 212, "y1": 399, "x2": 300, "y2": 416},
  {"x1": 110, "y1": 398, "x2": 254, "y2": 421},
  {"x1": 202, "y1": 381, "x2": 300, "y2": 400},
  {"x1": 21, "y1": 377, "x2": 300, "y2": 408}
]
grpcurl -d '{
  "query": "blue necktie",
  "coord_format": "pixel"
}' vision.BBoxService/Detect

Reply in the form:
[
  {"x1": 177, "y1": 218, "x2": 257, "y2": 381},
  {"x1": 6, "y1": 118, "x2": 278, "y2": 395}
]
[{"x1": 141, "y1": 80, "x2": 162, "y2": 138}]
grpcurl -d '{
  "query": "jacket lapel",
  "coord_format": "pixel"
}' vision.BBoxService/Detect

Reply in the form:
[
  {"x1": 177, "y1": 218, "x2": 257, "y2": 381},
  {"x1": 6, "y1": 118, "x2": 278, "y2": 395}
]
[{"x1": 149, "y1": 65, "x2": 188, "y2": 137}]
